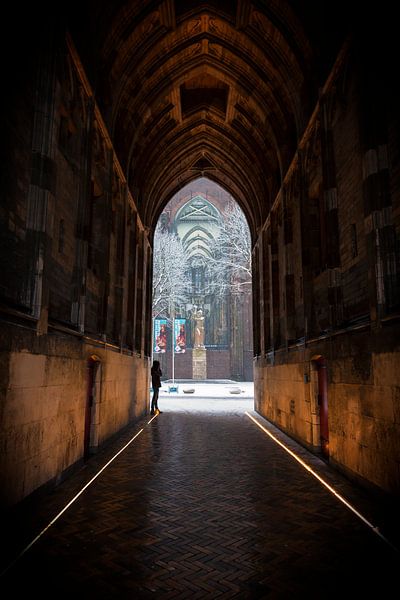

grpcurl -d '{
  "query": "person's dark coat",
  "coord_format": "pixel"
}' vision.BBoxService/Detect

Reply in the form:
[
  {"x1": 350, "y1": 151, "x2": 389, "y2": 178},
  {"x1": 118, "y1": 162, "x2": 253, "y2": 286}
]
[{"x1": 151, "y1": 365, "x2": 162, "y2": 389}]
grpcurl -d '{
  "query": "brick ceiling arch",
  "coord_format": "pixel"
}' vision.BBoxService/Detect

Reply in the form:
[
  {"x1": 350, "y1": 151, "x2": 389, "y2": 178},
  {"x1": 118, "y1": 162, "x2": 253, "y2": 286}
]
[{"x1": 68, "y1": 0, "x2": 350, "y2": 239}]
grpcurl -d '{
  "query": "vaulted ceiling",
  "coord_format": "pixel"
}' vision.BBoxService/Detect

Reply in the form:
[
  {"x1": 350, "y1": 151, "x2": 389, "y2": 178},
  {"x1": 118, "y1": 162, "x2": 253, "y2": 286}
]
[{"x1": 67, "y1": 0, "x2": 351, "y2": 238}]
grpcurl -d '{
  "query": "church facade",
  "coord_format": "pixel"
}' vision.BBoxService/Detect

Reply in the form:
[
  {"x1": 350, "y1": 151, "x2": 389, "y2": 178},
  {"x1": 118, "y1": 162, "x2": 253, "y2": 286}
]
[{"x1": 153, "y1": 179, "x2": 253, "y2": 381}]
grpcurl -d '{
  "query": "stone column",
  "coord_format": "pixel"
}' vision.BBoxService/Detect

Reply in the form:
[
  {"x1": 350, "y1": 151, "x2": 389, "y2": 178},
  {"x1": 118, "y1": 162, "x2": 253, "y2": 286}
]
[
  {"x1": 192, "y1": 347, "x2": 207, "y2": 380},
  {"x1": 251, "y1": 243, "x2": 261, "y2": 356},
  {"x1": 358, "y1": 57, "x2": 399, "y2": 322},
  {"x1": 261, "y1": 227, "x2": 271, "y2": 354},
  {"x1": 270, "y1": 210, "x2": 281, "y2": 349},
  {"x1": 71, "y1": 96, "x2": 95, "y2": 333},
  {"x1": 24, "y1": 42, "x2": 59, "y2": 335}
]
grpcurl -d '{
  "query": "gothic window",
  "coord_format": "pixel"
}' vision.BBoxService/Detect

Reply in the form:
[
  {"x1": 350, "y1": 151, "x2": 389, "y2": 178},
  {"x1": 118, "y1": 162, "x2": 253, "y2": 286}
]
[{"x1": 192, "y1": 266, "x2": 205, "y2": 294}]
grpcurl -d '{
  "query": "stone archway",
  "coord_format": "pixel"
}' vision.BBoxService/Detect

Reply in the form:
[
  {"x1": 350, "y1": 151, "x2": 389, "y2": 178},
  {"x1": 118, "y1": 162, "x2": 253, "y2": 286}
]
[
  {"x1": 152, "y1": 178, "x2": 253, "y2": 382},
  {"x1": 1, "y1": 0, "x2": 400, "y2": 505}
]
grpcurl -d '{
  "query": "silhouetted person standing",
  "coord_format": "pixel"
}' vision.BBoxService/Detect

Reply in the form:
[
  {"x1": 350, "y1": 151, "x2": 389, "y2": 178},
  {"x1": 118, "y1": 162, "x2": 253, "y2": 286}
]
[
  {"x1": 194, "y1": 309, "x2": 205, "y2": 347},
  {"x1": 151, "y1": 360, "x2": 162, "y2": 414}
]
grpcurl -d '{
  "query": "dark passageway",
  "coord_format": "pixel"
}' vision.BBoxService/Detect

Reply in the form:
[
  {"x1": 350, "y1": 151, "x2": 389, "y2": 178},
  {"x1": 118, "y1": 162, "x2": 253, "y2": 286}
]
[{"x1": 1, "y1": 1, "x2": 400, "y2": 596}]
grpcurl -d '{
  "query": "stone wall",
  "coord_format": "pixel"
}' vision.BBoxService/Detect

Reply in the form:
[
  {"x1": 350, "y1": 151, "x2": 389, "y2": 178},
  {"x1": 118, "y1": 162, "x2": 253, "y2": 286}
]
[
  {"x1": 0, "y1": 324, "x2": 149, "y2": 508},
  {"x1": 87, "y1": 345, "x2": 149, "y2": 446},
  {"x1": 207, "y1": 350, "x2": 231, "y2": 380},
  {"x1": 328, "y1": 348, "x2": 400, "y2": 493},
  {"x1": 253, "y1": 41, "x2": 400, "y2": 497},
  {"x1": 0, "y1": 35, "x2": 152, "y2": 508},
  {"x1": 255, "y1": 332, "x2": 400, "y2": 495},
  {"x1": 255, "y1": 359, "x2": 317, "y2": 450}
]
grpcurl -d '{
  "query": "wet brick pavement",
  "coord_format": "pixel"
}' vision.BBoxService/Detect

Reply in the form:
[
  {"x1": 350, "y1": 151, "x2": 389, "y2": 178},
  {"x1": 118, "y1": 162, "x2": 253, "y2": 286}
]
[{"x1": 1, "y1": 398, "x2": 399, "y2": 598}]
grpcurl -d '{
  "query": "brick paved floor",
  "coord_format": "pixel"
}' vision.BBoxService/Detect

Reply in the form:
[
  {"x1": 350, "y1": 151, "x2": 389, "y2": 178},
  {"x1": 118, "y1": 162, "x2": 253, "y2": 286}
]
[{"x1": 1, "y1": 399, "x2": 399, "y2": 598}]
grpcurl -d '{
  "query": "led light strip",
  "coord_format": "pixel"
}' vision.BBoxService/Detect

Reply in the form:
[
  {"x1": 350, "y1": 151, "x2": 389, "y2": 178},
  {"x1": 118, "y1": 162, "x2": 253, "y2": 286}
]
[
  {"x1": 245, "y1": 411, "x2": 398, "y2": 552},
  {"x1": 1, "y1": 413, "x2": 159, "y2": 576}
]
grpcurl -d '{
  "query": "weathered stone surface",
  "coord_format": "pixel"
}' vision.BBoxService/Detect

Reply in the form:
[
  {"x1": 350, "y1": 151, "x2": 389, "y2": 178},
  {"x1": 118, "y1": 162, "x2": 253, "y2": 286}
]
[
  {"x1": 0, "y1": 338, "x2": 149, "y2": 507},
  {"x1": 192, "y1": 347, "x2": 207, "y2": 380},
  {"x1": 255, "y1": 342, "x2": 400, "y2": 495},
  {"x1": 1, "y1": 2, "x2": 399, "y2": 505}
]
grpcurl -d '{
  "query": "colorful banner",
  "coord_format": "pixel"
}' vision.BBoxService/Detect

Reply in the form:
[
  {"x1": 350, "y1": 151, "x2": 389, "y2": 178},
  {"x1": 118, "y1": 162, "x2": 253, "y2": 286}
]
[
  {"x1": 154, "y1": 319, "x2": 167, "y2": 353},
  {"x1": 174, "y1": 318, "x2": 186, "y2": 353}
]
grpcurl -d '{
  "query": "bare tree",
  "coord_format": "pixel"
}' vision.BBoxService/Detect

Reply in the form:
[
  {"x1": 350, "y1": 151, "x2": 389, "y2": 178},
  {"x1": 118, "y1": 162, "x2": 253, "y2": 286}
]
[
  {"x1": 208, "y1": 201, "x2": 252, "y2": 297},
  {"x1": 152, "y1": 224, "x2": 191, "y2": 318}
]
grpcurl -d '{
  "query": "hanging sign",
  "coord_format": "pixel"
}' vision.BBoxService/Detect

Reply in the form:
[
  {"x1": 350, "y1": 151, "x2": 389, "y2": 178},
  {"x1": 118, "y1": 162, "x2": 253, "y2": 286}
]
[
  {"x1": 174, "y1": 319, "x2": 186, "y2": 353},
  {"x1": 154, "y1": 319, "x2": 167, "y2": 353}
]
